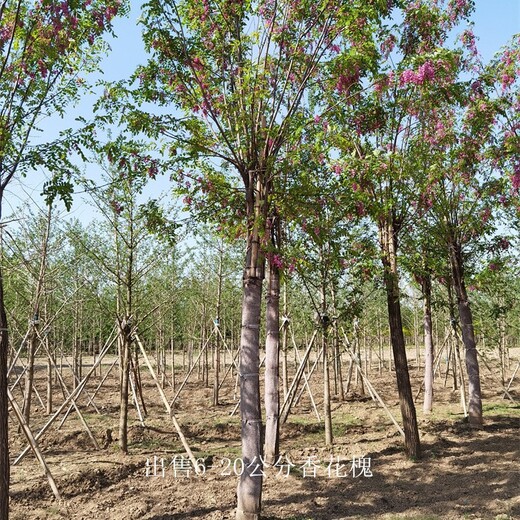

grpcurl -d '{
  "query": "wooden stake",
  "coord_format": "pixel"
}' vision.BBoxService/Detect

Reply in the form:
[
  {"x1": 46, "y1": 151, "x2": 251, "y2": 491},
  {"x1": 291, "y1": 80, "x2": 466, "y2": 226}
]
[
  {"x1": 8, "y1": 389, "x2": 62, "y2": 500},
  {"x1": 135, "y1": 334, "x2": 199, "y2": 472},
  {"x1": 13, "y1": 330, "x2": 117, "y2": 466}
]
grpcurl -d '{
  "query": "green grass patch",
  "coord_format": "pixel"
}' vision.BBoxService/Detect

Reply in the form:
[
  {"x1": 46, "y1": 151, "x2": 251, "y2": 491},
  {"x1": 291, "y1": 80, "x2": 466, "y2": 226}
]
[{"x1": 482, "y1": 402, "x2": 520, "y2": 416}]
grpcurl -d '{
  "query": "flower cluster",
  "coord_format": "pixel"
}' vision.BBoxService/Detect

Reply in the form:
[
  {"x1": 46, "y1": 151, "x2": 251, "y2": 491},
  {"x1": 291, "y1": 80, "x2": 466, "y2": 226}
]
[{"x1": 399, "y1": 61, "x2": 435, "y2": 86}]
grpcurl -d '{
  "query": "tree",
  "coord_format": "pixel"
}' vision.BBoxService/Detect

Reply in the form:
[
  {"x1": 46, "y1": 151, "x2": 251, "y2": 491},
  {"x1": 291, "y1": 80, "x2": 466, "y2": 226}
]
[
  {"x1": 0, "y1": 1, "x2": 124, "y2": 515},
  {"x1": 119, "y1": 1, "x2": 397, "y2": 517},
  {"x1": 325, "y1": 0, "x2": 482, "y2": 454},
  {"x1": 403, "y1": 34, "x2": 518, "y2": 426},
  {"x1": 75, "y1": 157, "x2": 167, "y2": 452}
]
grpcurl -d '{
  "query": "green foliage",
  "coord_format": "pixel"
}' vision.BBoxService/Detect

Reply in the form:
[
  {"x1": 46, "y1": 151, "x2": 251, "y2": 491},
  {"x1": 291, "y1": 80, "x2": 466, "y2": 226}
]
[{"x1": 0, "y1": 0, "x2": 127, "y2": 203}]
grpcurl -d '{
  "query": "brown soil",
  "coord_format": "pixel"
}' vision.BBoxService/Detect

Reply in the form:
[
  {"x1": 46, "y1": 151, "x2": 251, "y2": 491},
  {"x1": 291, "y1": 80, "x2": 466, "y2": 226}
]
[{"x1": 8, "y1": 351, "x2": 520, "y2": 520}]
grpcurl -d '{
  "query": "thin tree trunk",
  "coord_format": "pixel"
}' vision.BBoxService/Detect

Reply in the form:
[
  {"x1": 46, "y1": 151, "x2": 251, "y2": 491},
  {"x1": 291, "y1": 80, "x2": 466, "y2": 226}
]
[
  {"x1": 422, "y1": 274, "x2": 434, "y2": 414},
  {"x1": 23, "y1": 206, "x2": 52, "y2": 425},
  {"x1": 323, "y1": 328, "x2": 333, "y2": 445},
  {"x1": 46, "y1": 343, "x2": 53, "y2": 415},
  {"x1": 214, "y1": 249, "x2": 223, "y2": 406},
  {"x1": 281, "y1": 283, "x2": 289, "y2": 401},
  {"x1": 414, "y1": 304, "x2": 420, "y2": 369},
  {"x1": 22, "y1": 330, "x2": 37, "y2": 425},
  {"x1": 264, "y1": 260, "x2": 280, "y2": 465},
  {"x1": 499, "y1": 315, "x2": 506, "y2": 387},
  {"x1": 0, "y1": 263, "x2": 10, "y2": 520},
  {"x1": 118, "y1": 320, "x2": 131, "y2": 453},
  {"x1": 320, "y1": 278, "x2": 333, "y2": 447},
  {"x1": 331, "y1": 284, "x2": 344, "y2": 401},
  {"x1": 379, "y1": 220, "x2": 421, "y2": 459},
  {"x1": 449, "y1": 238, "x2": 483, "y2": 427},
  {"x1": 354, "y1": 321, "x2": 365, "y2": 395},
  {"x1": 171, "y1": 338, "x2": 175, "y2": 391}
]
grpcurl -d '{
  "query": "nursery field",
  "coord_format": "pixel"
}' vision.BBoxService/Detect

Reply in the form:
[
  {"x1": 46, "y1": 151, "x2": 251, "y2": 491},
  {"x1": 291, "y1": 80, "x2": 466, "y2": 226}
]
[
  {"x1": 2, "y1": 0, "x2": 520, "y2": 519},
  {"x1": 8, "y1": 350, "x2": 520, "y2": 520}
]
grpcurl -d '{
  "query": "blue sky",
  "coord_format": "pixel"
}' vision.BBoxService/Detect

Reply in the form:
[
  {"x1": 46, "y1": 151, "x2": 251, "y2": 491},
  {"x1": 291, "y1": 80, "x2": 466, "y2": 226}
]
[{"x1": 5, "y1": 0, "x2": 520, "y2": 225}]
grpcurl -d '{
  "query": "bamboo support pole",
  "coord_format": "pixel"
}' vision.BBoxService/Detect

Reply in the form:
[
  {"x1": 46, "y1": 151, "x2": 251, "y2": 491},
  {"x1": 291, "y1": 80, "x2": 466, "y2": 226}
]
[
  {"x1": 38, "y1": 335, "x2": 100, "y2": 449},
  {"x1": 13, "y1": 330, "x2": 117, "y2": 466},
  {"x1": 453, "y1": 328, "x2": 517, "y2": 403},
  {"x1": 90, "y1": 356, "x2": 119, "y2": 401},
  {"x1": 135, "y1": 334, "x2": 200, "y2": 472},
  {"x1": 454, "y1": 342, "x2": 468, "y2": 417},
  {"x1": 129, "y1": 368, "x2": 145, "y2": 426},
  {"x1": 8, "y1": 388, "x2": 62, "y2": 500},
  {"x1": 504, "y1": 361, "x2": 520, "y2": 399},
  {"x1": 290, "y1": 326, "x2": 321, "y2": 420},
  {"x1": 293, "y1": 345, "x2": 322, "y2": 419},
  {"x1": 170, "y1": 329, "x2": 215, "y2": 407},
  {"x1": 280, "y1": 330, "x2": 318, "y2": 424},
  {"x1": 341, "y1": 329, "x2": 404, "y2": 437}
]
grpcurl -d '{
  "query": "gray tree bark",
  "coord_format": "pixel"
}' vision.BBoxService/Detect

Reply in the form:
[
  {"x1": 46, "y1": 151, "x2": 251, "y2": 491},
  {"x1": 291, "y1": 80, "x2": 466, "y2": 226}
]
[
  {"x1": 118, "y1": 318, "x2": 132, "y2": 453},
  {"x1": 0, "y1": 264, "x2": 10, "y2": 519},
  {"x1": 237, "y1": 175, "x2": 265, "y2": 520},
  {"x1": 449, "y1": 238, "x2": 483, "y2": 427},
  {"x1": 264, "y1": 260, "x2": 280, "y2": 464},
  {"x1": 422, "y1": 274, "x2": 434, "y2": 414}
]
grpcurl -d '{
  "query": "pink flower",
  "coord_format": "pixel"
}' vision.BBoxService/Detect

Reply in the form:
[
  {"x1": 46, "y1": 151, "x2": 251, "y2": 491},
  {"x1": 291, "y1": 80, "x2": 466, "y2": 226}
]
[
  {"x1": 460, "y1": 29, "x2": 478, "y2": 56},
  {"x1": 501, "y1": 74, "x2": 514, "y2": 90},
  {"x1": 399, "y1": 61, "x2": 435, "y2": 86},
  {"x1": 512, "y1": 163, "x2": 520, "y2": 193},
  {"x1": 110, "y1": 200, "x2": 122, "y2": 214},
  {"x1": 399, "y1": 69, "x2": 416, "y2": 86},
  {"x1": 416, "y1": 61, "x2": 435, "y2": 83},
  {"x1": 380, "y1": 34, "x2": 396, "y2": 57},
  {"x1": 269, "y1": 254, "x2": 284, "y2": 269}
]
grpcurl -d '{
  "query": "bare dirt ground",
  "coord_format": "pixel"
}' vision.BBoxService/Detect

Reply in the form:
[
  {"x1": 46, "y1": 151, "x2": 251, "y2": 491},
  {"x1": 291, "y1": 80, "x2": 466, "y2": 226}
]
[{"x1": 8, "y1": 349, "x2": 520, "y2": 520}]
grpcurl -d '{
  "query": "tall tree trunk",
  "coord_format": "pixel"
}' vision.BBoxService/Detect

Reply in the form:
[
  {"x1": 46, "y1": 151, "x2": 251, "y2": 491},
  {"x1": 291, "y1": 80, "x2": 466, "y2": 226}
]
[
  {"x1": 448, "y1": 238, "x2": 483, "y2": 427},
  {"x1": 118, "y1": 318, "x2": 132, "y2": 453},
  {"x1": 322, "y1": 328, "x2": 333, "y2": 445},
  {"x1": 46, "y1": 333, "x2": 53, "y2": 415},
  {"x1": 264, "y1": 260, "x2": 280, "y2": 465},
  {"x1": 281, "y1": 282, "x2": 289, "y2": 400},
  {"x1": 331, "y1": 283, "x2": 344, "y2": 401},
  {"x1": 421, "y1": 274, "x2": 434, "y2": 414},
  {"x1": 379, "y1": 220, "x2": 421, "y2": 459},
  {"x1": 214, "y1": 249, "x2": 223, "y2": 406},
  {"x1": 320, "y1": 276, "x2": 333, "y2": 447},
  {"x1": 23, "y1": 205, "x2": 52, "y2": 425},
  {"x1": 22, "y1": 329, "x2": 37, "y2": 425},
  {"x1": 236, "y1": 175, "x2": 265, "y2": 520},
  {"x1": 237, "y1": 274, "x2": 263, "y2": 520},
  {"x1": 0, "y1": 264, "x2": 10, "y2": 519}
]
